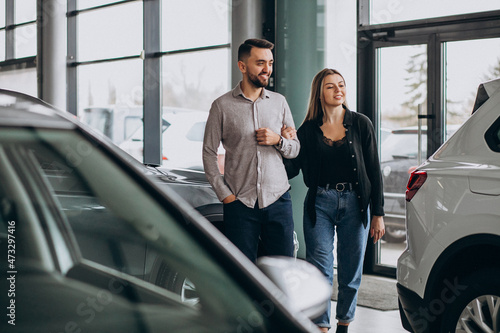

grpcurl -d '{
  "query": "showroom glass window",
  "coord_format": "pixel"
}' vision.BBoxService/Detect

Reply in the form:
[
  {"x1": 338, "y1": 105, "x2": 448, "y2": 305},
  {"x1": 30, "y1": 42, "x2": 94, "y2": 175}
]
[
  {"x1": 0, "y1": 0, "x2": 37, "y2": 95},
  {"x1": 72, "y1": 0, "x2": 231, "y2": 169},
  {"x1": 444, "y1": 37, "x2": 500, "y2": 139},
  {"x1": 74, "y1": 1, "x2": 144, "y2": 147},
  {"x1": 158, "y1": 0, "x2": 230, "y2": 169}
]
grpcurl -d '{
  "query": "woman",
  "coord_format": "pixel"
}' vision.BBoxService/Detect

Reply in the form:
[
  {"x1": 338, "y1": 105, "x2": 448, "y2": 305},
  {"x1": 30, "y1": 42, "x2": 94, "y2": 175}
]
[{"x1": 283, "y1": 68, "x2": 385, "y2": 332}]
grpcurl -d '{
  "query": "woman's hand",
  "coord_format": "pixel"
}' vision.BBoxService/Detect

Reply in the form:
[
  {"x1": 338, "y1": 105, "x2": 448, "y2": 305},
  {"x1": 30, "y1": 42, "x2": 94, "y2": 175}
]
[
  {"x1": 370, "y1": 216, "x2": 385, "y2": 243},
  {"x1": 281, "y1": 124, "x2": 296, "y2": 140}
]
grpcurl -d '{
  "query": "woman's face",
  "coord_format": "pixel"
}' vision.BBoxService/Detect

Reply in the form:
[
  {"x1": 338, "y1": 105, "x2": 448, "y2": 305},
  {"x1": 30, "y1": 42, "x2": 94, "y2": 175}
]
[{"x1": 322, "y1": 74, "x2": 346, "y2": 108}]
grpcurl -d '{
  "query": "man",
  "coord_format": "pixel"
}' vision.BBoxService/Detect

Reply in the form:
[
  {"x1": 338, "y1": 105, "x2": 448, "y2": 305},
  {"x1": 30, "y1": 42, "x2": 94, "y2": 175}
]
[{"x1": 203, "y1": 38, "x2": 300, "y2": 262}]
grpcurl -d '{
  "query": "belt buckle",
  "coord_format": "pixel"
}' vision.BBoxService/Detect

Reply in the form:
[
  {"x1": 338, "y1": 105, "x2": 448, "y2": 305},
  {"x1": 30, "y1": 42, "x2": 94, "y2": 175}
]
[{"x1": 335, "y1": 183, "x2": 346, "y2": 192}]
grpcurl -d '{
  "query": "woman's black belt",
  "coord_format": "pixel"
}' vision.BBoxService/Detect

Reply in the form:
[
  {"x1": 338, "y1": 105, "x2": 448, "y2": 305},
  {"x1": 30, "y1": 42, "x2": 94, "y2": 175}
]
[{"x1": 318, "y1": 182, "x2": 353, "y2": 192}]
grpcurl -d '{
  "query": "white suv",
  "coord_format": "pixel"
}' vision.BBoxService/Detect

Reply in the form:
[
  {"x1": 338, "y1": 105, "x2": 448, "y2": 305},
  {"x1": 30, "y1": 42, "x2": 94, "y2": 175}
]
[{"x1": 397, "y1": 78, "x2": 500, "y2": 333}]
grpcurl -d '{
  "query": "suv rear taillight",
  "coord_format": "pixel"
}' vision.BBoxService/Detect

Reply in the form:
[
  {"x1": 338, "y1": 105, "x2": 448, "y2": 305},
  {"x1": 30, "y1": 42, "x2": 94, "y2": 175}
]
[{"x1": 406, "y1": 170, "x2": 427, "y2": 202}]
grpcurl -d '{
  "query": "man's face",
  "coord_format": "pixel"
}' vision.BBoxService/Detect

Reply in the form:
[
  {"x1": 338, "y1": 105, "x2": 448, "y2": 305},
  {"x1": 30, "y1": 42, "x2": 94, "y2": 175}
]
[{"x1": 240, "y1": 47, "x2": 274, "y2": 88}]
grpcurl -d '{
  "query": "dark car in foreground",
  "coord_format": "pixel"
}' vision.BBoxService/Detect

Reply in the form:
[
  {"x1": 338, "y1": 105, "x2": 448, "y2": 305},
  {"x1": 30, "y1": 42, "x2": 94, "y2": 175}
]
[
  {"x1": 145, "y1": 165, "x2": 299, "y2": 260},
  {"x1": 145, "y1": 165, "x2": 224, "y2": 229},
  {"x1": 0, "y1": 89, "x2": 329, "y2": 332}
]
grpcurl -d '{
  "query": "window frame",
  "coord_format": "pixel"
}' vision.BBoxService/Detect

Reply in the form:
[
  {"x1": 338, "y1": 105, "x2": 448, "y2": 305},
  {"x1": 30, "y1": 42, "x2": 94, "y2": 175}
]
[
  {"x1": 0, "y1": 0, "x2": 36, "y2": 77},
  {"x1": 67, "y1": 0, "x2": 231, "y2": 166}
]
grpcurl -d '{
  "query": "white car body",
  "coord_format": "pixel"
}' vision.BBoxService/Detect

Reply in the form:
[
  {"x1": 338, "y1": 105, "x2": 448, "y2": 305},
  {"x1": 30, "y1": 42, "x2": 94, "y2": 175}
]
[{"x1": 397, "y1": 78, "x2": 500, "y2": 332}]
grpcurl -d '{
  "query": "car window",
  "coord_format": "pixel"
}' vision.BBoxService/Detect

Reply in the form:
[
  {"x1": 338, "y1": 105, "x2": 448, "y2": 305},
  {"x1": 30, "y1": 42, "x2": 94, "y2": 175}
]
[
  {"x1": 485, "y1": 116, "x2": 500, "y2": 152},
  {"x1": 129, "y1": 119, "x2": 172, "y2": 142},
  {"x1": 0, "y1": 127, "x2": 269, "y2": 332},
  {"x1": 123, "y1": 116, "x2": 142, "y2": 140},
  {"x1": 82, "y1": 108, "x2": 112, "y2": 137},
  {"x1": 186, "y1": 121, "x2": 206, "y2": 142},
  {"x1": 0, "y1": 144, "x2": 58, "y2": 270},
  {"x1": 23, "y1": 143, "x2": 148, "y2": 276},
  {"x1": 162, "y1": 119, "x2": 172, "y2": 132}
]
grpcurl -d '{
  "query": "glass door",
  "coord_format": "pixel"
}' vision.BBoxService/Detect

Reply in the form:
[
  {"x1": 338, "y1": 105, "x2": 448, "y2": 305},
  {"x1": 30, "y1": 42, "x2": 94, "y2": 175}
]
[
  {"x1": 376, "y1": 44, "x2": 428, "y2": 267},
  {"x1": 358, "y1": 4, "x2": 500, "y2": 276},
  {"x1": 444, "y1": 38, "x2": 500, "y2": 136},
  {"x1": 374, "y1": 37, "x2": 500, "y2": 270}
]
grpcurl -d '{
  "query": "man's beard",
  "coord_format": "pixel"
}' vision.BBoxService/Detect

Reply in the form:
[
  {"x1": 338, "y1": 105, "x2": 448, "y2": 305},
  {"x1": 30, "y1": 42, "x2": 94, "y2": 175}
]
[{"x1": 248, "y1": 72, "x2": 269, "y2": 88}]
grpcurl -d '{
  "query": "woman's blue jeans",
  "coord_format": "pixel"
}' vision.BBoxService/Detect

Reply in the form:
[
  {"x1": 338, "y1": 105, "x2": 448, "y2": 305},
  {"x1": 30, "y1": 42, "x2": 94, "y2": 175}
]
[{"x1": 304, "y1": 186, "x2": 370, "y2": 328}]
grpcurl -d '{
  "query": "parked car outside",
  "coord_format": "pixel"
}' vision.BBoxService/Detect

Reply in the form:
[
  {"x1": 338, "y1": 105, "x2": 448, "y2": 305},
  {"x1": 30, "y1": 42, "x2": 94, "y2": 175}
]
[
  {"x1": 380, "y1": 125, "x2": 458, "y2": 243},
  {"x1": 119, "y1": 111, "x2": 225, "y2": 172},
  {"x1": 80, "y1": 105, "x2": 143, "y2": 145},
  {"x1": 0, "y1": 89, "x2": 330, "y2": 332},
  {"x1": 380, "y1": 127, "x2": 392, "y2": 144},
  {"x1": 397, "y1": 78, "x2": 500, "y2": 332}
]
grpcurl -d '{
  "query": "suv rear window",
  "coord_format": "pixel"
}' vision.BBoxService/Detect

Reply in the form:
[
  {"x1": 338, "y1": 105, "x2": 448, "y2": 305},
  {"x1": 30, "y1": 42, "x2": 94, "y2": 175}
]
[{"x1": 485, "y1": 115, "x2": 500, "y2": 152}]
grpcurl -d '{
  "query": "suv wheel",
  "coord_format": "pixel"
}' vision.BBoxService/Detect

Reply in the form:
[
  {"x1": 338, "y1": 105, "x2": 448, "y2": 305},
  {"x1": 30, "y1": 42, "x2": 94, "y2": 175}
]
[{"x1": 440, "y1": 268, "x2": 500, "y2": 333}]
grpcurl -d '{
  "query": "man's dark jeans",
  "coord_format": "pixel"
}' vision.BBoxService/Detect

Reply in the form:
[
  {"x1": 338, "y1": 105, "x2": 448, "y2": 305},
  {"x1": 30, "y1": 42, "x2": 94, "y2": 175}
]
[{"x1": 223, "y1": 192, "x2": 294, "y2": 262}]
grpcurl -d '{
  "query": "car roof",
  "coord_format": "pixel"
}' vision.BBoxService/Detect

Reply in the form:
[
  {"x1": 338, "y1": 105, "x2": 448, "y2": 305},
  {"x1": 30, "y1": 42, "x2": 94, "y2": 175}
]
[{"x1": 0, "y1": 89, "x2": 76, "y2": 130}]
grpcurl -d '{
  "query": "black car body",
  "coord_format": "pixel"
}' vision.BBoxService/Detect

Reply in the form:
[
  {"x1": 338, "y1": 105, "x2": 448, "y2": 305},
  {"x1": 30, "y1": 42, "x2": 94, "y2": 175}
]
[
  {"x1": 0, "y1": 89, "x2": 329, "y2": 332},
  {"x1": 145, "y1": 166, "x2": 224, "y2": 230}
]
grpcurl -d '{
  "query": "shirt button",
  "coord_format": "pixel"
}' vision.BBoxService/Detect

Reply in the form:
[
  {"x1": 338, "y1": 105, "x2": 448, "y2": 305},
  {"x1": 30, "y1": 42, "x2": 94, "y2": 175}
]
[
  {"x1": 352, "y1": 155, "x2": 355, "y2": 158},
  {"x1": 353, "y1": 168, "x2": 357, "y2": 171},
  {"x1": 358, "y1": 196, "x2": 361, "y2": 199},
  {"x1": 349, "y1": 141, "x2": 352, "y2": 144}
]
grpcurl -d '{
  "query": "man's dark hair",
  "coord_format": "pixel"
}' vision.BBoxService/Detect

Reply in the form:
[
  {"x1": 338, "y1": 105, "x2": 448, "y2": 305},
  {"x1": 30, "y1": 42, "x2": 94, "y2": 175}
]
[{"x1": 238, "y1": 38, "x2": 274, "y2": 61}]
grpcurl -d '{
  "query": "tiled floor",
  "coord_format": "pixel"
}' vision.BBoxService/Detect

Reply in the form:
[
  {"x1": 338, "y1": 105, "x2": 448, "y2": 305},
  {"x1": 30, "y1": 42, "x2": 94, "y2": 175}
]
[{"x1": 330, "y1": 301, "x2": 407, "y2": 333}]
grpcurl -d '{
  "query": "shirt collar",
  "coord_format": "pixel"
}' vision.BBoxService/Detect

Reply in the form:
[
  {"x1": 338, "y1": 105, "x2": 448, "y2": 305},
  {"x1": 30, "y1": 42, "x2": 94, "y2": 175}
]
[{"x1": 232, "y1": 81, "x2": 270, "y2": 100}]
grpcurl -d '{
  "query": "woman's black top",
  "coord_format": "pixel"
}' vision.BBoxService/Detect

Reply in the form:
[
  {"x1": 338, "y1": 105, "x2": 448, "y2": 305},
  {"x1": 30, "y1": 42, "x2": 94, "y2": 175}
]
[
  {"x1": 317, "y1": 135, "x2": 356, "y2": 186},
  {"x1": 284, "y1": 106, "x2": 384, "y2": 227}
]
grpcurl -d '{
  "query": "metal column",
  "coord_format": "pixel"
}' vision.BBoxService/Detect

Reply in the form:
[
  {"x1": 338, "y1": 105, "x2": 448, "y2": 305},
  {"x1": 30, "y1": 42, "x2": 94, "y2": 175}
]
[
  {"x1": 231, "y1": 0, "x2": 263, "y2": 88},
  {"x1": 143, "y1": 0, "x2": 162, "y2": 165},
  {"x1": 38, "y1": 0, "x2": 67, "y2": 110}
]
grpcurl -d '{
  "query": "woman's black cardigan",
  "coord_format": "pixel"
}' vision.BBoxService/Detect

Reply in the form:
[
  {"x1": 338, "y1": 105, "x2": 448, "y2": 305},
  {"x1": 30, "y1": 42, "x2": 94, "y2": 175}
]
[{"x1": 284, "y1": 108, "x2": 384, "y2": 227}]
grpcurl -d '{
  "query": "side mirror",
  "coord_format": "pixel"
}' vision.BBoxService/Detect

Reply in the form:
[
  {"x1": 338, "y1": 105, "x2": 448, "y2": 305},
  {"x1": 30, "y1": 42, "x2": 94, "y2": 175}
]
[{"x1": 256, "y1": 256, "x2": 330, "y2": 319}]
